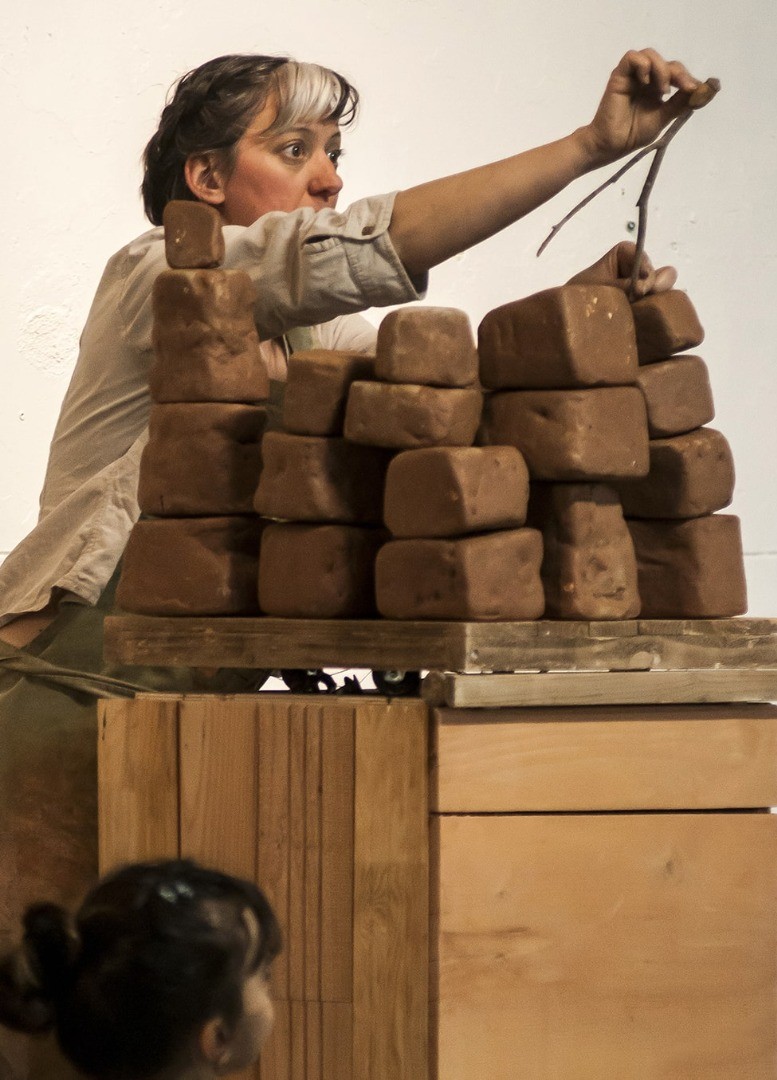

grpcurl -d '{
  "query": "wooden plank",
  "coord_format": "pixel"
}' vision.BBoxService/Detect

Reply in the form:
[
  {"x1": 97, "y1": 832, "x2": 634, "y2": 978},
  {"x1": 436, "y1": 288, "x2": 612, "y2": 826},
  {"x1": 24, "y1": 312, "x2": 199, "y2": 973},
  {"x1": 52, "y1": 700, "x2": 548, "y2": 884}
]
[
  {"x1": 259, "y1": 999, "x2": 290, "y2": 1080},
  {"x1": 461, "y1": 623, "x2": 777, "y2": 673},
  {"x1": 304, "y1": 705, "x2": 322, "y2": 1004},
  {"x1": 290, "y1": 1000, "x2": 305, "y2": 1080},
  {"x1": 306, "y1": 1001, "x2": 322, "y2": 1080},
  {"x1": 319, "y1": 704, "x2": 355, "y2": 1003},
  {"x1": 104, "y1": 614, "x2": 777, "y2": 673},
  {"x1": 178, "y1": 697, "x2": 258, "y2": 876},
  {"x1": 430, "y1": 703, "x2": 777, "y2": 812},
  {"x1": 257, "y1": 700, "x2": 292, "y2": 1002},
  {"x1": 288, "y1": 704, "x2": 307, "y2": 1004},
  {"x1": 352, "y1": 699, "x2": 429, "y2": 1080},
  {"x1": 424, "y1": 668, "x2": 777, "y2": 708},
  {"x1": 97, "y1": 697, "x2": 180, "y2": 872},
  {"x1": 433, "y1": 813, "x2": 777, "y2": 1080},
  {"x1": 322, "y1": 1004, "x2": 352, "y2": 1080}
]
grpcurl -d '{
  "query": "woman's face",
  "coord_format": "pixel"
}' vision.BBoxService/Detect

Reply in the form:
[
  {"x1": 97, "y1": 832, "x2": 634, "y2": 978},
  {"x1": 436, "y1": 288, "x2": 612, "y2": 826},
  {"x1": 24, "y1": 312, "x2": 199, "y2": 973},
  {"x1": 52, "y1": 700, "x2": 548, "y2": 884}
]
[
  {"x1": 224, "y1": 965, "x2": 275, "y2": 1071},
  {"x1": 216, "y1": 97, "x2": 344, "y2": 226}
]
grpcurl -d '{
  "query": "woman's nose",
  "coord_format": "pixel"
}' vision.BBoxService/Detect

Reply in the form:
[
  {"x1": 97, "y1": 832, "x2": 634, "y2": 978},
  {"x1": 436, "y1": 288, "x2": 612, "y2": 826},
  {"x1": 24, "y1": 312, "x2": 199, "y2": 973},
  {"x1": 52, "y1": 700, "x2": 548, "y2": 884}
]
[{"x1": 308, "y1": 154, "x2": 343, "y2": 198}]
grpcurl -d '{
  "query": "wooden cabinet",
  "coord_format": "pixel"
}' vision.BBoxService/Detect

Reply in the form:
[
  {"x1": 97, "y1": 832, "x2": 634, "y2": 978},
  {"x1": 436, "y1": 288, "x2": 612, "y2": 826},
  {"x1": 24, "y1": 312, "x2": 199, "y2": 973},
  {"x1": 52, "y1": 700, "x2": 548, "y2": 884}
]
[{"x1": 99, "y1": 696, "x2": 777, "y2": 1080}]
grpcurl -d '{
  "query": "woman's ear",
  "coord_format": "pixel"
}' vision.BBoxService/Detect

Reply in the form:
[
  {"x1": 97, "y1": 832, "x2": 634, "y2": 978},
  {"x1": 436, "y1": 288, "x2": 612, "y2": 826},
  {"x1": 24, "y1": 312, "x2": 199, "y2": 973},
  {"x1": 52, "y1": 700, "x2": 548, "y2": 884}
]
[
  {"x1": 184, "y1": 153, "x2": 227, "y2": 208},
  {"x1": 198, "y1": 1015, "x2": 232, "y2": 1074}
]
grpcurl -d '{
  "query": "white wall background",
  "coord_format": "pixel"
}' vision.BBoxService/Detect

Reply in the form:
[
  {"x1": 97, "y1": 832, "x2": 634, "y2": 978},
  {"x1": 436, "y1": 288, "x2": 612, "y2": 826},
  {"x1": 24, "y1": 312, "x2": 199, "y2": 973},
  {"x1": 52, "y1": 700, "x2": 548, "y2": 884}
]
[{"x1": 2, "y1": 0, "x2": 775, "y2": 612}]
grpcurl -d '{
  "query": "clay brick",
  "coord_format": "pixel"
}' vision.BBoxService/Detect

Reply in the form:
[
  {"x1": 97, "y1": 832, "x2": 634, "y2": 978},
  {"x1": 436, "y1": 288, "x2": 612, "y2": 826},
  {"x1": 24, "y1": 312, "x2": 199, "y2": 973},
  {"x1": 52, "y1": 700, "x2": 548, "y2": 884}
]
[
  {"x1": 478, "y1": 284, "x2": 637, "y2": 389},
  {"x1": 627, "y1": 514, "x2": 747, "y2": 618},
  {"x1": 480, "y1": 387, "x2": 649, "y2": 480},
  {"x1": 258, "y1": 523, "x2": 383, "y2": 617},
  {"x1": 344, "y1": 382, "x2": 482, "y2": 449},
  {"x1": 163, "y1": 200, "x2": 225, "y2": 269},
  {"x1": 253, "y1": 431, "x2": 391, "y2": 524},
  {"x1": 384, "y1": 446, "x2": 529, "y2": 538},
  {"x1": 375, "y1": 529, "x2": 544, "y2": 620},
  {"x1": 375, "y1": 307, "x2": 478, "y2": 387},
  {"x1": 636, "y1": 354, "x2": 714, "y2": 437},
  {"x1": 151, "y1": 269, "x2": 268, "y2": 402},
  {"x1": 138, "y1": 403, "x2": 266, "y2": 516},
  {"x1": 631, "y1": 289, "x2": 705, "y2": 363},
  {"x1": 615, "y1": 428, "x2": 735, "y2": 519},
  {"x1": 116, "y1": 516, "x2": 262, "y2": 615},
  {"x1": 283, "y1": 350, "x2": 375, "y2": 435},
  {"x1": 528, "y1": 483, "x2": 640, "y2": 619}
]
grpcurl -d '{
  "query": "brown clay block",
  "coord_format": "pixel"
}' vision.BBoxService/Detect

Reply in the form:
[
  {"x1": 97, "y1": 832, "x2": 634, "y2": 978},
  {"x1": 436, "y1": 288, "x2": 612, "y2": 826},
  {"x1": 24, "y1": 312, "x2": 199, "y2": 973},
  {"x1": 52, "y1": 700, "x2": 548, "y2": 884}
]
[
  {"x1": 631, "y1": 290, "x2": 705, "y2": 363},
  {"x1": 163, "y1": 200, "x2": 225, "y2": 269},
  {"x1": 151, "y1": 269, "x2": 269, "y2": 403},
  {"x1": 374, "y1": 307, "x2": 478, "y2": 387},
  {"x1": 636, "y1": 354, "x2": 714, "y2": 437},
  {"x1": 283, "y1": 350, "x2": 376, "y2": 435},
  {"x1": 138, "y1": 403, "x2": 266, "y2": 516},
  {"x1": 344, "y1": 381, "x2": 482, "y2": 449},
  {"x1": 478, "y1": 284, "x2": 637, "y2": 389},
  {"x1": 528, "y1": 483, "x2": 640, "y2": 619},
  {"x1": 258, "y1": 523, "x2": 383, "y2": 617},
  {"x1": 480, "y1": 387, "x2": 649, "y2": 480},
  {"x1": 384, "y1": 446, "x2": 529, "y2": 538},
  {"x1": 627, "y1": 514, "x2": 747, "y2": 618},
  {"x1": 615, "y1": 428, "x2": 735, "y2": 519},
  {"x1": 116, "y1": 516, "x2": 262, "y2": 616},
  {"x1": 375, "y1": 529, "x2": 544, "y2": 620},
  {"x1": 253, "y1": 431, "x2": 391, "y2": 524}
]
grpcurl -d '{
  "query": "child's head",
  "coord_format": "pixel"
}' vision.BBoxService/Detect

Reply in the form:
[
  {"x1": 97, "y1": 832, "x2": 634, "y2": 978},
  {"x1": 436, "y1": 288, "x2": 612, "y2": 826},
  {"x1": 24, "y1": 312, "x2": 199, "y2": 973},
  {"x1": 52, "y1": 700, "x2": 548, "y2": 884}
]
[
  {"x1": 0, "y1": 859, "x2": 282, "y2": 1079},
  {"x1": 141, "y1": 54, "x2": 360, "y2": 225}
]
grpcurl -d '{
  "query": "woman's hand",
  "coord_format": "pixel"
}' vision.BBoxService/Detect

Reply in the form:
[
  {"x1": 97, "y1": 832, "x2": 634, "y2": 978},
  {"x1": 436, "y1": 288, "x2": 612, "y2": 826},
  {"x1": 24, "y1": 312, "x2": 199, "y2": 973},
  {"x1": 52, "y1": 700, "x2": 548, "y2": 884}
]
[
  {"x1": 581, "y1": 49, "x2": 701, "y2": 167},
  {"x1": 567, "y1": 241, "x2": 677, "y2": 299}
]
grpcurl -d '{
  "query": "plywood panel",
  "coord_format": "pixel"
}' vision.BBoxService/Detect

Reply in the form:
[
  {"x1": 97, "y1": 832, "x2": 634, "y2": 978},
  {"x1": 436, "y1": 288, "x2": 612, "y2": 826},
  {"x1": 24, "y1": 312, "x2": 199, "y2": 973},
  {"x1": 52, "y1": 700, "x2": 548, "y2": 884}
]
[
  {"x1": 178, "y1": 697, "x2": 258, "y2": 875},
  {"x1": 257, "y1": 700, "x2": 292, "y2": 1002},
  {"x1": 352, "y1": 699, "x2": 429, "y2": 1080},
  {"x1": 322, "y1": 1003, "x2": 352, "y2": 1080},
  {"x1": 97, "y1": 696, "x2": 180, "y2": 872},
  {"x1": 433, "y1": 812, "x2": 777, "y2": 1080},
  {"x1": 424, "y1": 668, "x2": 777, "y2": 708},
  {"x1": 320, "y1": 704, "x2": 355, "y2": 1005},
  {"x1": 431, "y1": 703, "x2": 777, "y2": 812}
]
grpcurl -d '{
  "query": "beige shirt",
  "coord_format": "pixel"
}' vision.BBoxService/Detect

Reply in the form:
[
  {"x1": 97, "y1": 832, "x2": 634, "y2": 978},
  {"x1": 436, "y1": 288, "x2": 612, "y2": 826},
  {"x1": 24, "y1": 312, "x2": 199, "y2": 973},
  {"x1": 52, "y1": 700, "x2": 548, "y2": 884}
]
[{"x1": 0, "y1": 191, "x2": 425, "y2": 625}]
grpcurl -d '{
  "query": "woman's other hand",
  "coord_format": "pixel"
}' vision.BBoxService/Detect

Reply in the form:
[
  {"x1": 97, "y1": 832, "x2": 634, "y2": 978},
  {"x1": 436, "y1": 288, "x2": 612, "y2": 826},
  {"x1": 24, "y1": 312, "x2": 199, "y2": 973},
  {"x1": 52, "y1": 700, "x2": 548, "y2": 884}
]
[
  {"x1": 567, "y1": 240, "x2": 677, "y2": 298},
  {"x1": 582, "y1": 49, "x2": 701, "y2": 166}
]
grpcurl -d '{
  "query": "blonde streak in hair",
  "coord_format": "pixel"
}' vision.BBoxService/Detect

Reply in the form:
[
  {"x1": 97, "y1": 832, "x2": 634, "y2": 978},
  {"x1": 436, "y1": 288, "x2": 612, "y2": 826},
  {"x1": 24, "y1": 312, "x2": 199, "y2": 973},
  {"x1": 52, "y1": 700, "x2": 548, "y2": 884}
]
[{"x1": 269, "y1": 62, "x2": 344, "y2": 131}]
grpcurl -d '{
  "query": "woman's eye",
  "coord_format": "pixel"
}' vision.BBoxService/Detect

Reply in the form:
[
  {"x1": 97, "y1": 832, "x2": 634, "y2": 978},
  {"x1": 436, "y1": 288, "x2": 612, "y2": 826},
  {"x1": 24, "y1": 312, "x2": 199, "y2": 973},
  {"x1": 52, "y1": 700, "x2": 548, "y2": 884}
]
[
  {"x1": 282, "y1": 142, "x2": 306, "y2": 161},
  {"x1": 328, "y1": 148, "x2": 344, "y2": 166}
]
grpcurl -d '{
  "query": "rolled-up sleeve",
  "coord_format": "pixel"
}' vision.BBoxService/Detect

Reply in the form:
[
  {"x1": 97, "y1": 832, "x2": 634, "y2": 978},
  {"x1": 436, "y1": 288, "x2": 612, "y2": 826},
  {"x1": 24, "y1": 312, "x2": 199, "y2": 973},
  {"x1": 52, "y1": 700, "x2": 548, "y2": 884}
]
[{"x1": 221, "y1": 191, "x2": 427, "y2": 338}]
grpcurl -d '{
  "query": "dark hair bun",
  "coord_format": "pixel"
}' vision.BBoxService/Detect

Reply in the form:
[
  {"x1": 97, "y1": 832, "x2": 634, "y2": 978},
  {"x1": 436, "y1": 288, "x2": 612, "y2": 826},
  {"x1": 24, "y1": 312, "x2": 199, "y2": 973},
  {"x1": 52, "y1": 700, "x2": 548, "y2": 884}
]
[
  {"x1": 23, "y1": 903, "x2": 76, "y2": 997},
  {"x1": 0, "y1": 903, "x2": 75, "y2": 1035}
]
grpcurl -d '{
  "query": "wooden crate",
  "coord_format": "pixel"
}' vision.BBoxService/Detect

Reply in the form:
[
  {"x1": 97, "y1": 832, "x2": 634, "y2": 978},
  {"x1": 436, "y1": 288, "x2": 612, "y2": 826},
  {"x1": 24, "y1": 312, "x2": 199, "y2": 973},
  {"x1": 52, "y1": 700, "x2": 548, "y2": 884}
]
[
  {"x1": 99, "y1": 695, "x2": 777, "y2": 1079},
  {"x1": 430, "y1": 703, "x2": 777, "y2": 1079},
  {"x1": 98, "y1": 694, "x2": 428, "y2": 1080}
]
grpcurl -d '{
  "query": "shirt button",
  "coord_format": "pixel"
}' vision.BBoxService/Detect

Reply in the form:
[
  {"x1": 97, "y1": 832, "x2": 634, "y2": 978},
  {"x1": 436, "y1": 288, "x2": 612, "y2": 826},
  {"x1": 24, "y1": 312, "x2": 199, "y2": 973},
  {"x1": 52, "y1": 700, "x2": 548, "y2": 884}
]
[{"x1": 361, "y1": 225, "x2": 375, "y2": 236}]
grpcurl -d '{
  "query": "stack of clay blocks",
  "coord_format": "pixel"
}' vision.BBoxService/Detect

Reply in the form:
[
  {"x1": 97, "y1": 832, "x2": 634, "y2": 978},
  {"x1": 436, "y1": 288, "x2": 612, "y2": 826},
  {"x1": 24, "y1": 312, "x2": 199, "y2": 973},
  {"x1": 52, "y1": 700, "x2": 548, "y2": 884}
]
[
  {"x1": 478, "y1": 284, "x2": 646, "y2": 619},
  {"x1": 253, "y1": 346, "x2": 391, "y2": 618},
  {"x1": 615, "y1": 291, "x2": 747, "y2": 617},
  {"x1": 116, "y1": 202, "x2": 268, "y2": 615},
  {"x1": 254, "y1": 307, "x2": 492, "y2": 617},
  {"x1": 477, "y1": 284, "x2": 747, "y2": 619},
  {"x1": 359, "y1": 309, "x2": 544, "y2": 620}
]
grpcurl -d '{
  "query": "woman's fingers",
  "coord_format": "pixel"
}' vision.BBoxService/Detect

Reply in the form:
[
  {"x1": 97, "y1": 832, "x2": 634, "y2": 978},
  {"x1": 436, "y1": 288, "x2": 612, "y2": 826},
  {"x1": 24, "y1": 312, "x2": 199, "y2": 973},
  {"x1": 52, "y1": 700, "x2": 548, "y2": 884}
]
[{"x1": 568, "y1": 242, "x2": 677, "y2": 297}]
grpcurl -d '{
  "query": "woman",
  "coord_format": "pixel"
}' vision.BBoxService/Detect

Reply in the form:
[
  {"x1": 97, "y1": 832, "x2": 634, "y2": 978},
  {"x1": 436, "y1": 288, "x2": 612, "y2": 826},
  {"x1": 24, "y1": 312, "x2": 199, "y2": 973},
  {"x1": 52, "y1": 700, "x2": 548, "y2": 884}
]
[
  {"x1": 0, "y1": 859, "x2": 282, "y2": 1079},
  {"x1": 0, "y1": 46, "x2": 697, "y2": 1078}
]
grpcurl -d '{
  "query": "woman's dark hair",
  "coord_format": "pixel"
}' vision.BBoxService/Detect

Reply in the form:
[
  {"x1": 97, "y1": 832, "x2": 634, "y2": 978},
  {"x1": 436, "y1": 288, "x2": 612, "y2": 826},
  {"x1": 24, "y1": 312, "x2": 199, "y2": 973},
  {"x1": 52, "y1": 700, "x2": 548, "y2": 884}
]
[
  {"x1": 0, "y1": 859, "x2": 281, "y2": 1080},
  {"x1": 141, "y1": 53, "x2": 360, "y2": 225}
]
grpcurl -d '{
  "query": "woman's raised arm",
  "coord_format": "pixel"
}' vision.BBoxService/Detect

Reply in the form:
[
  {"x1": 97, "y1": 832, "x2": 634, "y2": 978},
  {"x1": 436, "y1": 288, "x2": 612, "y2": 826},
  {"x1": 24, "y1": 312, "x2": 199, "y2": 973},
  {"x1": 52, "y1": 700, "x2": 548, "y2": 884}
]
[{"x1": 388, "y1": 49, "x2": 700, "y2": 278}]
